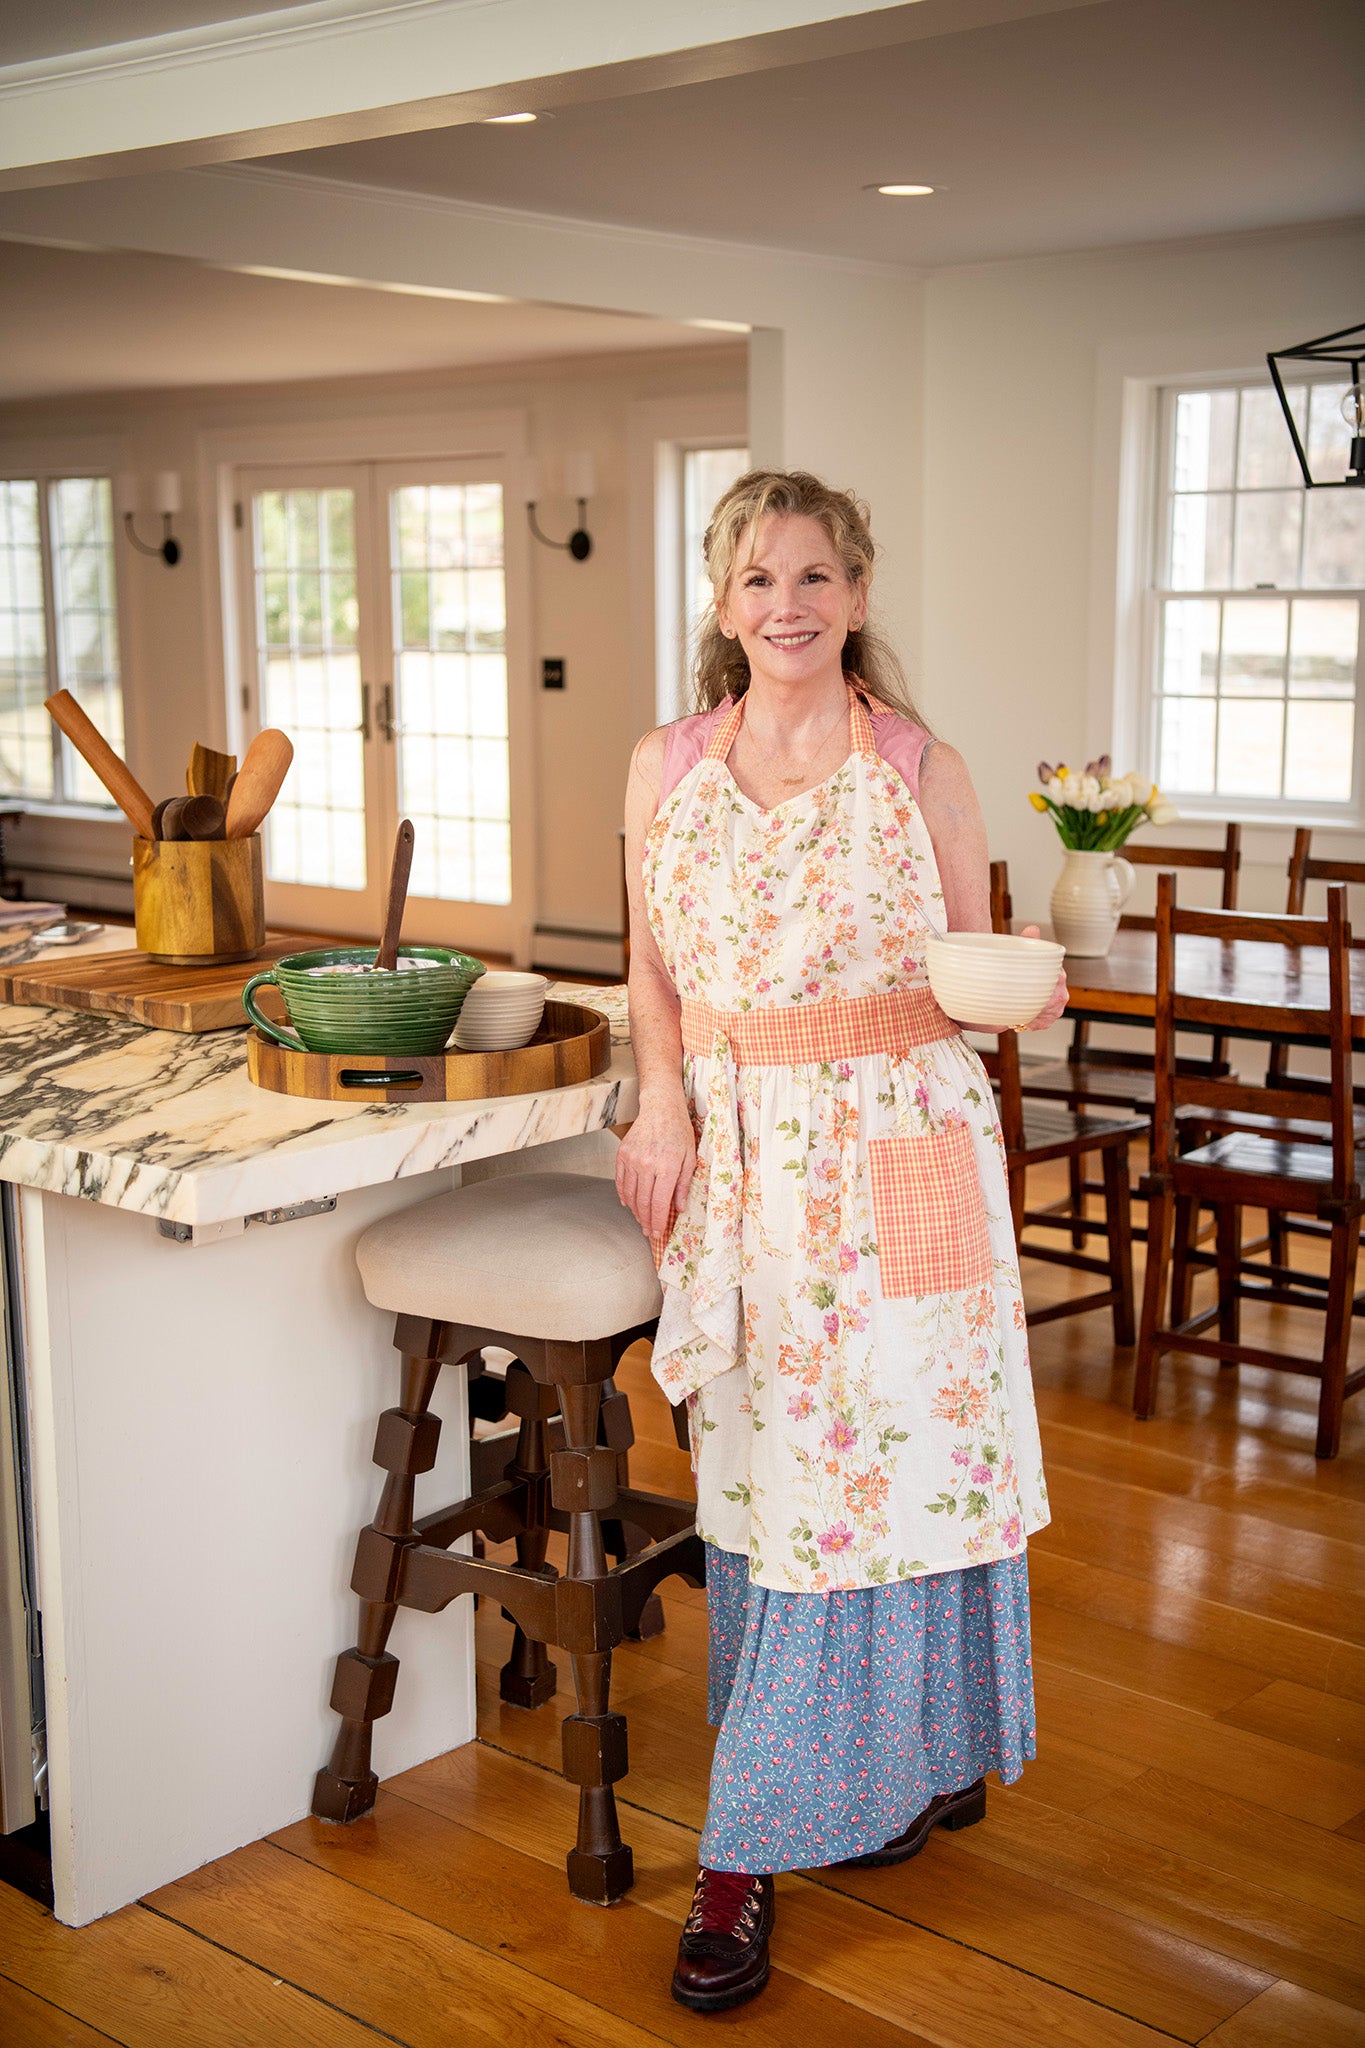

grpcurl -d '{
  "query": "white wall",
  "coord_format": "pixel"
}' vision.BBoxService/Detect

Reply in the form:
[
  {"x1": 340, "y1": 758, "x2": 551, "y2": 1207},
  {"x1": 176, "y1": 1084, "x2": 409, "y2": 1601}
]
[
  {"x1": 921, "y1": 218, "x2": 1365, "y2": 925},
  {"x1": 0, "y1": 345, "x2": 745, "y2": 954}
]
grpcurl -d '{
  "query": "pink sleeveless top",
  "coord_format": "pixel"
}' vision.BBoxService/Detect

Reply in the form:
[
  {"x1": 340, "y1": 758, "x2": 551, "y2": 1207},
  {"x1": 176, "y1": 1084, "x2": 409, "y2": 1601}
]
[{"x1": 657, "y1": 694, "x2": 935, "y2": 812}]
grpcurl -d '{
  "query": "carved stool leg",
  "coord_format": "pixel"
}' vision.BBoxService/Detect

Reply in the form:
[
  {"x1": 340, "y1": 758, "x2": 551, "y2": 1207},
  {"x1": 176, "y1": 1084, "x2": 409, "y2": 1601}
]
[
  {"x1": 499, "y1": 1360, "x2": 559, "y2": 1709},
  {"x1": 598, "y1": 1377, "x2": 664, "y2": 1641},
  {"x1": 554, "y1": 1361, "x2": 633, "y2": 1904},
  {"x1": 312, "y1": 1343, "x2": 443, "y2": 1823}
]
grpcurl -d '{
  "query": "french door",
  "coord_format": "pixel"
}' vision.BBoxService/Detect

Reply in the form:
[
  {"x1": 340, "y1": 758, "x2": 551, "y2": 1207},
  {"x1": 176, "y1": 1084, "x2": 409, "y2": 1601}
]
[{"x1": 234, "y1": 457, "x2": 532, "y2": 959}]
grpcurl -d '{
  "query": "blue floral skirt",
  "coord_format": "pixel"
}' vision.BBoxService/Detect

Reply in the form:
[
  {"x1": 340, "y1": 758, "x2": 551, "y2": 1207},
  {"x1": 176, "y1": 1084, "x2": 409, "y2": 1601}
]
[{"x1": 698, "y1": 1543, "x2": 1036, "y2": 1873}]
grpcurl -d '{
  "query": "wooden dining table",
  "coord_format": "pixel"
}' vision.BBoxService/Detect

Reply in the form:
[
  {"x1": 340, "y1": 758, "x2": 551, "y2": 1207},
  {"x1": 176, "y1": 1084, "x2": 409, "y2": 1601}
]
[{"x1": 1050, "y1": 925, "x2": 1365, "y2": 1050}]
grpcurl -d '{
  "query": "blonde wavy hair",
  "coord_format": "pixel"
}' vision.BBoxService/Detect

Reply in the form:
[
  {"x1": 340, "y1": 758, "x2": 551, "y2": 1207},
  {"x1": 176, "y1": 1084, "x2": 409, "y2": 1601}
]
[{"x1": 691, "y1": 468, "x2": 926, "y2": 725}]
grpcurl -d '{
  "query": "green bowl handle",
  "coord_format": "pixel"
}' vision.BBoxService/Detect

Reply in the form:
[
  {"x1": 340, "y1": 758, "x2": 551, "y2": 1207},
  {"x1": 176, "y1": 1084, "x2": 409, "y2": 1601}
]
[{"x1": 241, "y1": 968, "x2": 306, "y2": 1051}]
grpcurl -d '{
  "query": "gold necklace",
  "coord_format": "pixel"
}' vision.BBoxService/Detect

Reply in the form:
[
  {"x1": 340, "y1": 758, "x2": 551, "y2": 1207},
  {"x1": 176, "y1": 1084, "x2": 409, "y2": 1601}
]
[{"x1": 743, "y1": 700, "x2": 849, "y2": 786}]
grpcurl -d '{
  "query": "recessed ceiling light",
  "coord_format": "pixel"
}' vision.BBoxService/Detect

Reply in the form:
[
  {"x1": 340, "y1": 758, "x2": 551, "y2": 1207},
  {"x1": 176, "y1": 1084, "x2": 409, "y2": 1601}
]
[
  {"x1": 872, "y1": 183, "x2": 935, "y2": 197},
  {"x1": 485, "y1": 111, "x2": 537, "y2": 124}
]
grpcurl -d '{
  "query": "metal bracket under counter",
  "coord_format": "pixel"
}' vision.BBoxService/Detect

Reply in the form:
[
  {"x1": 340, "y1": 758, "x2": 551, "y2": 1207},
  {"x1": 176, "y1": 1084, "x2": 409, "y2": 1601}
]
[{"x1": 156, "y1": 1195, "x2": 338, "y2": 1246}]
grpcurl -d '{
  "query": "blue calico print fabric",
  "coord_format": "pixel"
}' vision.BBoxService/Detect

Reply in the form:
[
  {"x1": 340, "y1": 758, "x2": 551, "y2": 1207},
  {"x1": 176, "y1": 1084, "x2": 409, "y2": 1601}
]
[{"x1": 698, "y1": 1542, "x2": 1036, "y2": 1874}]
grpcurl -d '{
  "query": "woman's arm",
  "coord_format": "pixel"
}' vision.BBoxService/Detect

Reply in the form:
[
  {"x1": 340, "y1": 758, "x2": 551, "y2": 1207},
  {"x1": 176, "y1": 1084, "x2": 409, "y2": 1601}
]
[
  {"x1": 918, "y1": 741, "x2": 1068, "y2": 1032},
  {"x1": 615, "y1": 727, "x2": 698, "y2": 1236},
  {"x1": 918, "y1": 742, "x2": 991, "y2": 935}
]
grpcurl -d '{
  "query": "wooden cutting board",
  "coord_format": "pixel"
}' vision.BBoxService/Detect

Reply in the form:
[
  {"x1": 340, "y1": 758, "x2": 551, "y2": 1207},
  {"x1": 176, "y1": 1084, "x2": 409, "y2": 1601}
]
[{"x1": 0, "y1": 931, "x2": 339, "y2": 1033}]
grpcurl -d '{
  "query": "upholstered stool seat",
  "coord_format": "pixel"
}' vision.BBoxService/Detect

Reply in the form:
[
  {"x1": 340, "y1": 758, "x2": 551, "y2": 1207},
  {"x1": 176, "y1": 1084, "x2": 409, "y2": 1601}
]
[
  {"x1": 356, "y1": 1174, "x2": 663, "y2": 1339},
  {"x1": 312, "y1": 1158, "x2": 703, "y2": 1906}
]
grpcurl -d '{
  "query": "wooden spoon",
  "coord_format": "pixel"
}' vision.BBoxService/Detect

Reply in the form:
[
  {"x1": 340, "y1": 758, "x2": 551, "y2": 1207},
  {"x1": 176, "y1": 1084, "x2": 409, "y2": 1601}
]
[
  {"x1": 159, "y1": 794, "x2": 225, "y2": 841},
  {"x1": 224, "y1": 729, "x2": 294, "y2": 839},
  {"x1": 44, "y1": 690, "x2": 157, "y2": 840},
  {"x1": 188, "y1": 743, "x2": 237, "y2": 801},
  {"x1": 374, "y1": 819, "x2": 415, "y2": 972}
]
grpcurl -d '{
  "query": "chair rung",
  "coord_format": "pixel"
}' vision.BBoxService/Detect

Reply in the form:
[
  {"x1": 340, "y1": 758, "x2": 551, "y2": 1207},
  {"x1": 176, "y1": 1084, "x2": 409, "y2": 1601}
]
[
  {"x1": 1025, "y1": 1289, "x2": 1117, "y2": 1326},
  {"x1": 1236, "y1": 1284, "x2": 1339, "y2": 1314},
  {"x1": 1151, "y1": 1329, "x2": 1330, "y2": 1377},
  {"x1": 1021, "y1": 1208, "x2": 1110, "y2": 1239},
  {"x1": 1019, "y1": 1242, "x2": 1114, "y2": 1277}
]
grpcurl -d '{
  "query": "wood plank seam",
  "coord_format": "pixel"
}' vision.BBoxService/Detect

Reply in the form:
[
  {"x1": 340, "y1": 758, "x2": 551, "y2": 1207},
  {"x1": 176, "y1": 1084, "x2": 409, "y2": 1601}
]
[{"x1": 132, "y1": 1902, "x2": 406, "y2": 2045}]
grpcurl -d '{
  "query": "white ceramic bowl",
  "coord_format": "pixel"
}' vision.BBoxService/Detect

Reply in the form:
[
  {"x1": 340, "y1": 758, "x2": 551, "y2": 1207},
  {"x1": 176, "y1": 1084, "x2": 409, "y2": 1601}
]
[
  {"x1": 924, "y1": 932, "x2": 1064, "y2": 1031},
  {"x1": 452, "y1": 970, "x2": 547, "y2": 1051}
]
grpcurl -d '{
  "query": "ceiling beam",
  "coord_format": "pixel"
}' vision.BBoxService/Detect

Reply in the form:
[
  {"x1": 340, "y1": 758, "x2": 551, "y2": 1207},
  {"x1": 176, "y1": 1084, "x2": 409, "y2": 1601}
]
[{"x1": 0, "y1": 0, "x2": 1107, "y2": 191}]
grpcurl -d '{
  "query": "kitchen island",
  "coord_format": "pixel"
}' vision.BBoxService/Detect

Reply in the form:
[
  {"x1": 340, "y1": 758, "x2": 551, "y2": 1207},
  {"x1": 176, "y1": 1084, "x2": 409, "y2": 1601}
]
[{"x1": 0, "y1": 979, "x2": 634, "y2": 1926}]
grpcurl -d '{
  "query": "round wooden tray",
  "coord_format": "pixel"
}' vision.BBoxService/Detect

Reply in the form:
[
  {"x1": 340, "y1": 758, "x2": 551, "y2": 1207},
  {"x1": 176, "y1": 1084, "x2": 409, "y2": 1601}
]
[{"x1": 245, "y1": 999, "x2": 611, "y2": 1103}]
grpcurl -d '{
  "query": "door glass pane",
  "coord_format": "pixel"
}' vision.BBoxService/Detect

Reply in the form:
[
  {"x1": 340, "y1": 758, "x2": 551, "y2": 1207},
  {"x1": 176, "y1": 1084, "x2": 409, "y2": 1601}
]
[
  {"x1": 391, "y1": 482, "x2": 510, "y2": 905},
  {"x1": 51, "y1": 477, "x2": 124, "y2": 805},
  {"x1": 0, "y1": 480, "x2": 52, "y2": 798},
  {"x1": 252, "y1": 487, "x2": 365, "y2": 891},
  {"x1": 685, "y1": 446, "x2": 750, "y2": 633}
]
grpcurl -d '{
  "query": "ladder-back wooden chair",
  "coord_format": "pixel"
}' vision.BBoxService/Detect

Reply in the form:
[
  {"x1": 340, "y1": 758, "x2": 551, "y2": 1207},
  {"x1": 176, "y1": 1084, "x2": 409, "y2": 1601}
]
[
  {"x1": 1134, "y1": 873, "x2": 1364, "y2": 1459},
  {"x1": 1021, "y1": 823, "x2": 1242, "y2": 1243},
  {"x1": 980, "y1": 862, "x2": 1144, "y2": 1342},
  {"x1": 1261, "y1": 829, "x2": 1365, "y2": 1269}
]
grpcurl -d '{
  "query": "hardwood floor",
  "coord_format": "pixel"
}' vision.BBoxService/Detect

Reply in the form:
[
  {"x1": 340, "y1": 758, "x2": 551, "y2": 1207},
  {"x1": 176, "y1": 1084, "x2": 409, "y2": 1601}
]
[{"x1": 3, "y1": 1162, "x2": 1364, "y2": 2045}]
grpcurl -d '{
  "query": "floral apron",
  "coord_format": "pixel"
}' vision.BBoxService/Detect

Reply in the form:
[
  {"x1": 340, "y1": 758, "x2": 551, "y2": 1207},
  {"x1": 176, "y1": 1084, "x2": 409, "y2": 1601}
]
[{"x1": 644, "y1": 686, "x2": 1050, "y2": 1593}]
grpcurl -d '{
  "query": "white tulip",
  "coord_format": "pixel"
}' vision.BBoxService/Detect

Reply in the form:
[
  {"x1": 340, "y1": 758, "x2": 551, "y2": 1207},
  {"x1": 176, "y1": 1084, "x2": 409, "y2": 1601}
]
[{"x1": 1147, "y1": 794, "x2": 1180, "y2": 826}]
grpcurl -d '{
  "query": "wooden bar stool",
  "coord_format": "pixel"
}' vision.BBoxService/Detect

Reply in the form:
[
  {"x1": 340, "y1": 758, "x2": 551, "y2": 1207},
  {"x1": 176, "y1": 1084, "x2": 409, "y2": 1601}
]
[{"x1": 311, "y1": 1170, "x2": 705, "y2": 1903}]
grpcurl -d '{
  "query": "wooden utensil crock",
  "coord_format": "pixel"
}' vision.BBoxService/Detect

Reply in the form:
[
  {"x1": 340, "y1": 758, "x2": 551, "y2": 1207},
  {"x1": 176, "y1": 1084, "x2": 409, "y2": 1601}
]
[{"x1": 132, "y1": 834, "x2": 265, "y2": 965}]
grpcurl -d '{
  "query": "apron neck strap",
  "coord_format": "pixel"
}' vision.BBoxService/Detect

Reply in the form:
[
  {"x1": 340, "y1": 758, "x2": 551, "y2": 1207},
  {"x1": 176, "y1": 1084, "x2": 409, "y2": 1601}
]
[{"x1": 703, "y1": 682, "x2": 876, "y2": 766}]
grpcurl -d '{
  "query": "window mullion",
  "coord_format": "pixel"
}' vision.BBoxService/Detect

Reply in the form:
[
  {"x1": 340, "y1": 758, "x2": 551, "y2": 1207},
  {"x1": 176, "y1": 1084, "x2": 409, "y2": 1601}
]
[{"x1": 36, "y1": 474, "x2": 64, "y2": 802}]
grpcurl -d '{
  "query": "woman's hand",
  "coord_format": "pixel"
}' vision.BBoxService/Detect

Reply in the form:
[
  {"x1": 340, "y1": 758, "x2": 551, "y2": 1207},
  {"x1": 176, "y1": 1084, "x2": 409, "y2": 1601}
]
[
  {"x1": 616, "y1": 1091, "x2": 697, "y2": 1239},
  {"x1": 1019, "y1": 922, "x2": 1069, "y2": 1031}
]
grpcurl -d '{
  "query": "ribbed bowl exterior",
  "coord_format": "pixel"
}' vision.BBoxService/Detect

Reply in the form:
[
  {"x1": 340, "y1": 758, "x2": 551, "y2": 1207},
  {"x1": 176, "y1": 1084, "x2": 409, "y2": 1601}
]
[
  {"x1": 925, "y1": 934, "x2": 1063, "y2": 1030},
  {"x1": 267, "y1": 945, "x2": 486, "y2": 1053}
]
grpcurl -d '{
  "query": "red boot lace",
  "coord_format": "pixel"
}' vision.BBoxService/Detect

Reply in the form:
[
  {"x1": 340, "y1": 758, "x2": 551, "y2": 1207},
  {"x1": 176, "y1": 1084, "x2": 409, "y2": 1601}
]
[{"x1": 686, "y1": 1868, "x2": 763, "y2": 1938}]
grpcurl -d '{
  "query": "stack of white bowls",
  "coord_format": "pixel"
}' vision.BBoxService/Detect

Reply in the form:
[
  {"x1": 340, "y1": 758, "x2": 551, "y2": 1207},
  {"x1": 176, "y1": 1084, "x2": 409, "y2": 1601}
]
[
  {"x1": 452, "y1": 970, "x2": 549, "y2": 1051},
  {"x1": 924, "y1": 932, "x2": 1064, "y2": 1030}
]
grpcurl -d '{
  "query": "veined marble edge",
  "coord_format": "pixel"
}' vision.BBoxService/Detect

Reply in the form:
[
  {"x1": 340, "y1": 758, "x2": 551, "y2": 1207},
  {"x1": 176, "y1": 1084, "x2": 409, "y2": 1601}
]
[{"x1": 5, "y1": 1067, "x2": 636, "y2": 1227}]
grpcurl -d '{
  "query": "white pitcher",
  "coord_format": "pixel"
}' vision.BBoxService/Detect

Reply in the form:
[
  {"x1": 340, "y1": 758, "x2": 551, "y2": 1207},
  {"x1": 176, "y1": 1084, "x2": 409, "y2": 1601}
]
[{"x1": 1049, "y1": 848, "x2": 1135, "y2": 957}]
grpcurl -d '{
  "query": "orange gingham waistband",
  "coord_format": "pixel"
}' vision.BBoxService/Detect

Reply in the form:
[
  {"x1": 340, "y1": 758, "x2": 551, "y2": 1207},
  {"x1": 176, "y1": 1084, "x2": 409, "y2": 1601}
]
[{"x1": 678, "y1": 984, "x2": 959, "y2": 1066}]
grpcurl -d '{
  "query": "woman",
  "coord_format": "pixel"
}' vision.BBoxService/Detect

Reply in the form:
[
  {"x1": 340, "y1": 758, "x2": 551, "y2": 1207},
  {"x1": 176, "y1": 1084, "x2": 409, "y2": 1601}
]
[{"x1": 618, "y1": 470, "x2": 1064, "y2": 2015}]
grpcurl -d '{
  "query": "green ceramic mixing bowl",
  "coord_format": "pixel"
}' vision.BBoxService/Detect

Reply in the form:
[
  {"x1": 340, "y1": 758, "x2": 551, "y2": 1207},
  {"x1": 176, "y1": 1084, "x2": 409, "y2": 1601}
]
[{"x1": 241, "y1": 945, "x2": 485, "y2": 1054}]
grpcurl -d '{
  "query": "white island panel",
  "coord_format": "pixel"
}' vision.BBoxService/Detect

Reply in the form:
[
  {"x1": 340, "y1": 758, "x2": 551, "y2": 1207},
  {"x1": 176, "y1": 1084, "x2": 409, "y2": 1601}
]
[{"x1": 23, "y1": 1173, "x2": 479, "y2": 1926}]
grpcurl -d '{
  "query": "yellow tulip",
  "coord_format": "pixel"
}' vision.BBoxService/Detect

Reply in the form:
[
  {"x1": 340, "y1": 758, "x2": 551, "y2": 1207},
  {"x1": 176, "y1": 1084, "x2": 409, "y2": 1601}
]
[{"x1": 1028, "y1": 792, "x2": 1048, "y2": 812}]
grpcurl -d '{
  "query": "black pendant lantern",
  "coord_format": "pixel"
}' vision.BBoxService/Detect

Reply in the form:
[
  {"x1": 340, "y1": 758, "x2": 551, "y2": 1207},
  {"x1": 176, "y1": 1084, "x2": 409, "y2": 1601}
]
[{"x1": 1267, "y1": 320, "x2": 1365, "y2": 488}]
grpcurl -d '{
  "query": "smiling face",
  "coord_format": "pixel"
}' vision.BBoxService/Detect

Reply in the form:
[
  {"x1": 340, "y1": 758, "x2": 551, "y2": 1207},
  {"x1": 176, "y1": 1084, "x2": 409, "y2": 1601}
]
[{"x1": 716, "y1": 512, "x2": 866, "y2": 694}]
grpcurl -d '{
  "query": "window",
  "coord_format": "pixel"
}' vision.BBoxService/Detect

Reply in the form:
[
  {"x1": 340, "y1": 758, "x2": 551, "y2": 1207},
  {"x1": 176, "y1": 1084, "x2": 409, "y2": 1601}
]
[
  {"x1": 0, "y1": 474, "x2": 124, "y2": 805},
  {"x1": 653, "y1": 441, "x2": 749, "y2": 723},
  {"x1": 1150, "y1": 379, "x2": 1365, "y2": 815},
  {"x1": 683, "y1": 446, "x2": 750, "y2": 645}
]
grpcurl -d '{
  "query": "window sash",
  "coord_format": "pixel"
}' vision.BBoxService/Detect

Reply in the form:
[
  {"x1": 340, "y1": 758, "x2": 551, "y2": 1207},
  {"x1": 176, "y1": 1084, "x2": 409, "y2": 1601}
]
[
  {"x1": 1147, "y1": 380, "x2": 1365, "y2": 820},
  {"x1": 0, "y1": 473, "x2": 125, "y2": 806}
]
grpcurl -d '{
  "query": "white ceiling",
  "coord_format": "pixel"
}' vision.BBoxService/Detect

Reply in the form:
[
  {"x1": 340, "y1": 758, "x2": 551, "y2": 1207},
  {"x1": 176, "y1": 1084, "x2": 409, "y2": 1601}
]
[
  {"x1": 253, "y1": 0, "x2": 1365, "y2": 269},
  {"x1": 0, "y1": 2, "x2": 294, "y2": 67},
  {"x1": 0, "y1": 240, "x2": 733, "y2": 403}
]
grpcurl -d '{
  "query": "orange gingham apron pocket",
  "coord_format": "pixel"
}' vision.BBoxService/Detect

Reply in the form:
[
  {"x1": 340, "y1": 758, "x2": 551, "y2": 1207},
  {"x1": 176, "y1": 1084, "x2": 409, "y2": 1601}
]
[{"x1": 868, "y1": 1123, "x2": 993, "y2": 1297}]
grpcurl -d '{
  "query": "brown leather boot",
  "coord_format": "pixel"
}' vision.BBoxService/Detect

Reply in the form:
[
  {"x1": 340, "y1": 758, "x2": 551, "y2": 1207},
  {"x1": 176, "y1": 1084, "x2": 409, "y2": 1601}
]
[
  {"x1": 671, "y1": 1867, "x2": 775, "y2": 2012},
  {"x1": 836, "y1": 1778, "x2": 987, "y2": 1868}
]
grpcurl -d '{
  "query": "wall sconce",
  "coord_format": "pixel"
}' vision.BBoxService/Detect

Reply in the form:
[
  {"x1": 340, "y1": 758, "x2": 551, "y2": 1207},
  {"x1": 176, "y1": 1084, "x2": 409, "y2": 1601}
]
[
  {"x1": 1267, "y1": 321, "x2": 1365, "y2": 488},
  {"x1": 115, "y1": 471, "x2": 183, "y2": 564},
  {"x1": 523, "y1": 453, "x2": 595, "y2": 561}
]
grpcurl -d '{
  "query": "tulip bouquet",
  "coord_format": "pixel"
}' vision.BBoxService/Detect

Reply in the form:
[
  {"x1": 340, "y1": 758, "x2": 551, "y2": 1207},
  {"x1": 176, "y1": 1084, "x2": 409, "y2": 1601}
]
[{"x1": 1029, "y1": 756, "x2": 1178, "y2": 851}]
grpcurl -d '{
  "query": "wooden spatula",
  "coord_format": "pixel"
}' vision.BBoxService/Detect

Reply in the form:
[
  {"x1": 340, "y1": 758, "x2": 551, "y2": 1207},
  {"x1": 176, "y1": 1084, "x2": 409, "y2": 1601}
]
[
  {"x1": 44, "y1": 690, "x2": 158, "y2": 840},
  {"x1": 188, "y1": 743, "x2": 237, "y2": 801},
  {"x1": 224, "y1": 729, "x2": 294, "y2": 838},
  {"x1": 374, "y1": 820, "x2": 416, "y2": 971}
]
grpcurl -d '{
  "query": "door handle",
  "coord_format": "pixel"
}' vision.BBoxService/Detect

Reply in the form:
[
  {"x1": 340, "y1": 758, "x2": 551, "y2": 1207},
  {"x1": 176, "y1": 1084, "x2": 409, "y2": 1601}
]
[
  {"x1": 359, "y1": 682, "x2": 372, "y2": 741},
  {"x1": 379, "y1": 682, "x2": 395, "y2": 743}
]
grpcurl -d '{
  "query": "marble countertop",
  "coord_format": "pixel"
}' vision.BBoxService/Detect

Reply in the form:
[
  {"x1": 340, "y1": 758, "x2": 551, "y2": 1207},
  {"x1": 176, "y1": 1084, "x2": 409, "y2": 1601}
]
[{"x1": 0, "y1": 971, "x2": 634, "y2": 1227}]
